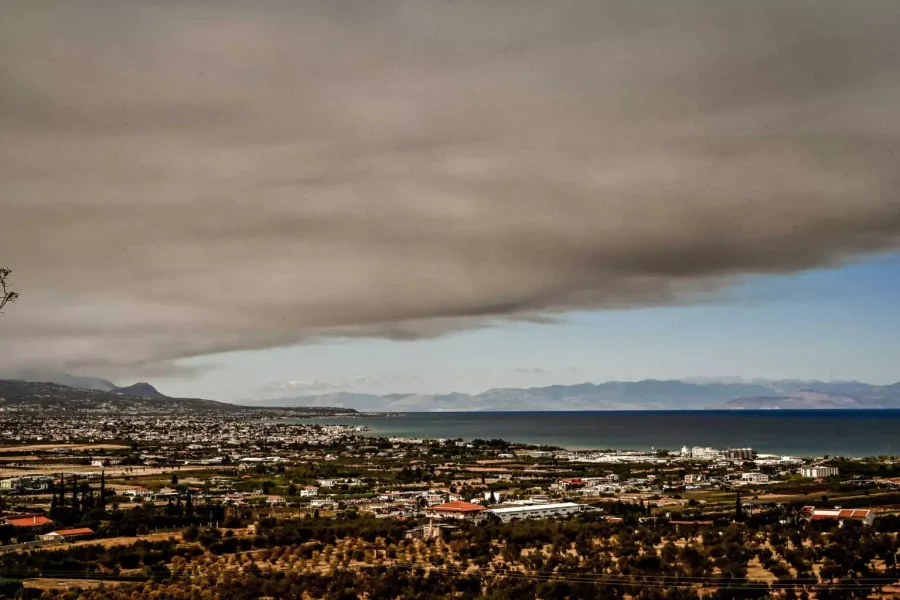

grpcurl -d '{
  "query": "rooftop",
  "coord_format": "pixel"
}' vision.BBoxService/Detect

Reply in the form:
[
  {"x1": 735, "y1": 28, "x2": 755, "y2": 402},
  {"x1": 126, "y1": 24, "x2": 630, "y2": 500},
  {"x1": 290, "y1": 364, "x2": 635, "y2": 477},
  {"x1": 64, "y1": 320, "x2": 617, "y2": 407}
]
[
  {"x1": 7, "y1": 515, "x2": 53, "y2": 527},
  {"x1": 426, "y1": 501, "x2": 486, "y2": 513},
  {"x1": 490, "y1": 502, "x2": 582, "y2": 514}
]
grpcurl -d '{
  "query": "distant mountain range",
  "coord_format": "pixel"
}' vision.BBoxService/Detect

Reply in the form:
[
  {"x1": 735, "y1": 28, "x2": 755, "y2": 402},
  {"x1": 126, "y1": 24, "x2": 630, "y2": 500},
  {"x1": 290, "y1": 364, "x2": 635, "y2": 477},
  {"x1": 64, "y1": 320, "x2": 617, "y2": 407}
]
[
  {"x1": 5, "y1": 370, "x2": 899, "y2": 411},
  {"x1": 250, "y1": 379, "x2": 900, "y2": 411}
]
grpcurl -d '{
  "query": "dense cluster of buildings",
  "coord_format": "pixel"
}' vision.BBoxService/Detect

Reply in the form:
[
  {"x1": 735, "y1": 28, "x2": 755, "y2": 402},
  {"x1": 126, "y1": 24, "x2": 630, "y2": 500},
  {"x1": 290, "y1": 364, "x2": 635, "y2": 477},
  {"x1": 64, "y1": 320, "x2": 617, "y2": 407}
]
[
  {"x1": 2, "y1": 409, "x2": 888, "y2": 554},
  {"x1": 0, "y1": 414, "x2": 366, "y2": 449}
]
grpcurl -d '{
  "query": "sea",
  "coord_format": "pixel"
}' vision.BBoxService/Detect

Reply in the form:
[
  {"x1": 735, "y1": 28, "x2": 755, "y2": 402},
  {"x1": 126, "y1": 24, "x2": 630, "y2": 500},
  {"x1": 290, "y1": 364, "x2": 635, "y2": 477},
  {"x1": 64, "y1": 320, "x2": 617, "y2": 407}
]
[{"x1": 306, "y1": 410, "x2": 900, "y2": 458}]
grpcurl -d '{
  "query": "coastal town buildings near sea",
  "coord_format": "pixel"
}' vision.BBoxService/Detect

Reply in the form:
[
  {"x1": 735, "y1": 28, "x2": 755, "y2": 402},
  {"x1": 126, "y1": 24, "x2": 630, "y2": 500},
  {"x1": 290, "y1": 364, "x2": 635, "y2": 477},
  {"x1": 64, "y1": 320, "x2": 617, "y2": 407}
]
[{"x1": 0, "y1": 402, "x2": 900, "y2": 599}]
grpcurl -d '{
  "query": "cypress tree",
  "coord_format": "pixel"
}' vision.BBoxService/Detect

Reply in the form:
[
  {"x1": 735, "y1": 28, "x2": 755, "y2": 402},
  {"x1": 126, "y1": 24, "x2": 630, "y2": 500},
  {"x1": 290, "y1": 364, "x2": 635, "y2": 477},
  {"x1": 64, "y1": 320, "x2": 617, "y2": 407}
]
[
  {"x1": 71, "y1": 475, "x2": 80, "y2": 512},
  {"x1": 59, "y1": 474, "x2": 66, "y2": 507},
  {"x1": 99, "y1": 471, "x2": 106, "y2": 510},
  {"x1": 735, "y1": 489, "x2": 743, "y2": 522}
]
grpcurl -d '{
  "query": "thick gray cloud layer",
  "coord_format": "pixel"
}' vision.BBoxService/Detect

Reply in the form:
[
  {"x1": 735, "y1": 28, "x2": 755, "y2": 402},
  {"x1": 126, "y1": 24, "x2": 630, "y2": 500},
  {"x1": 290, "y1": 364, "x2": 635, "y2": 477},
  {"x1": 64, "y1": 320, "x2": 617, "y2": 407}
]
[{"x1": 1, "y1": 0, "x2": 899, "y2": 376}]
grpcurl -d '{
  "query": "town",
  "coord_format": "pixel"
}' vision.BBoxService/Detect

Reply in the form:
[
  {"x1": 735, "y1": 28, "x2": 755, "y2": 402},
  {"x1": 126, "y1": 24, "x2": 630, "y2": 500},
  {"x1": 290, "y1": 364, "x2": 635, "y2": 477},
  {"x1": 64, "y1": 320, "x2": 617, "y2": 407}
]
[{"x1": 1, "y1": 410, "x2": 899, "y2": 598}]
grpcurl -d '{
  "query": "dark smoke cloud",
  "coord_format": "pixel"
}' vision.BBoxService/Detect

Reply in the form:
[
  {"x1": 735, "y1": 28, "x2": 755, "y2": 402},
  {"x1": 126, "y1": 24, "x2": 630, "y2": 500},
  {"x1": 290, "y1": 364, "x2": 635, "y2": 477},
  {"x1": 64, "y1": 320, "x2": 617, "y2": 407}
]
[{"x1": 1, "y1": 0, "x2": 899, "y2": 375}]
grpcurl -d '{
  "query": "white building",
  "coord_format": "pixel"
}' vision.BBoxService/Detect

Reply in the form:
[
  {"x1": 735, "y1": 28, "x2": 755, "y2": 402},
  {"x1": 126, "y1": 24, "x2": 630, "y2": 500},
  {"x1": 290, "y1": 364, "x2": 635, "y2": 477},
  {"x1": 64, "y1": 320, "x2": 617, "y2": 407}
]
[
  {"x1": 801, "y1": 466, "x2": 839, "y2": 478},
  {"x1": 300, "y1": 486, "x2": 319, "y2": 498},
  {"x1": 489, "y1": 502, "x2": 584, "y2": 523},
  {"x1": 0, "y1": 476, "x2": 51, "y2": 490},
  {"x1": 514, "y1": 450, "x2": 554, "y2": 459},
  {"x1": 741, "y1": 472, "x2": 769, "y2": 484},
  {"x1": 689, "y1": 447, "x2": 723, "y2": 461}
]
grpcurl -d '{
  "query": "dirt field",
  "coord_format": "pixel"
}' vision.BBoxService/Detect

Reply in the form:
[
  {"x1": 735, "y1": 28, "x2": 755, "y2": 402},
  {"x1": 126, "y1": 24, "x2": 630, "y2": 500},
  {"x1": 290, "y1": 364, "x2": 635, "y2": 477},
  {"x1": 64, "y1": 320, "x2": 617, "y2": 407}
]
[{"x1": 24, "y1": 578, "x2": 126, "y2": 591}]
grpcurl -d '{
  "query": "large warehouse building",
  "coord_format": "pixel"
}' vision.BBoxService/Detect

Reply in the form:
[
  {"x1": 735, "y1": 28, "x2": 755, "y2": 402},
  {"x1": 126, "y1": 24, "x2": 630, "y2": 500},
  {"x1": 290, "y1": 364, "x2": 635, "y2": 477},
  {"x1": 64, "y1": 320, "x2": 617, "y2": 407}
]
[{"x1": 489, "y1": 502, "x2": 584, "y2": 523}]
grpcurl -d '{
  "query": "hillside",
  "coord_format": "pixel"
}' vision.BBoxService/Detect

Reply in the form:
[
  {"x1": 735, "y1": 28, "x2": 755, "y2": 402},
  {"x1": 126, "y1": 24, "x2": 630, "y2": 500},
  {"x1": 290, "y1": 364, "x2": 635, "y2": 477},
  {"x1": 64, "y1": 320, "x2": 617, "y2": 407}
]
[
  {"x1": 0, "y1": 379, "x2": 228, "y2": 412},
  {"x1": 1, "y1": 369, "x2": 117, "y2": 392},
  {"x1": 721, "y1": 391, "x2": 869, "y2": 410},
  {"x1": 0, "y1": 379, "x2": 358, "y2": 416},
  {"x1": 719, "y1": 387, "x2": 900, "y2": 409}
]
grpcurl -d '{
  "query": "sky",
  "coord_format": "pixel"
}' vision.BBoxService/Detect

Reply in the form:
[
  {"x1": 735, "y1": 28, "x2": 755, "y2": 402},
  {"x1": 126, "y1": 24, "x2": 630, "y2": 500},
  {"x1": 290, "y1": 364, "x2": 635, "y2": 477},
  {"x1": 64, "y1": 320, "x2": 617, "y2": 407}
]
[{"x1": 1, "y1": 1, "x2": 899, "y2": 401}]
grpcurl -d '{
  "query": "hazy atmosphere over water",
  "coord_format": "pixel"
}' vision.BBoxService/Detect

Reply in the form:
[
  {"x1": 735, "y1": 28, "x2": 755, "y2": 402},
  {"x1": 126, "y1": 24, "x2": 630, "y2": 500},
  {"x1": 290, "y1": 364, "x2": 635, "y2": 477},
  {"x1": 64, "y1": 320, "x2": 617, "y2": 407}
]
[{"x1": 1, "y1": 1, "x2": 899, "y2": 401}]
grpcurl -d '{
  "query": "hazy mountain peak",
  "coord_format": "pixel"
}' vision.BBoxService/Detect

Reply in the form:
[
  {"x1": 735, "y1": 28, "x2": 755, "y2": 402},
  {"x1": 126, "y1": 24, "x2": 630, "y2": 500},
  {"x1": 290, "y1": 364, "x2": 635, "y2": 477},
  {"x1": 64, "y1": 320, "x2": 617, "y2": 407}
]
[
  {"x1": 1, "y1": 369, "x2": 117, "y2": 392},
  {"x1": 114, "y1": 382, "x2": 166, "y2": 398}
]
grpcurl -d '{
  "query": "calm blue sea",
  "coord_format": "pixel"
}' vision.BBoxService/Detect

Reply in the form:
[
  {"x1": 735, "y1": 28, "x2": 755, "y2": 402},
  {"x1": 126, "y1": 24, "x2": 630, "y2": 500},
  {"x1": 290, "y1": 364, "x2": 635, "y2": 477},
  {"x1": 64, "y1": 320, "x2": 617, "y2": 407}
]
[{"x1": 307, "y1": 410, "x2": 900, "y2": 458}]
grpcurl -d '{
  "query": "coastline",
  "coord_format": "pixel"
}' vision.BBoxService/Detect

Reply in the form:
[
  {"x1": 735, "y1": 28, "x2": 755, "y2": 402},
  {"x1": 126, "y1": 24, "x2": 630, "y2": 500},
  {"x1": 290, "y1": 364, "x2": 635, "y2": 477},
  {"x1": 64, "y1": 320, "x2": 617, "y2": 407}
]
[{"x1": 298, "y1": 410, "x2": 900, "y2": 459}]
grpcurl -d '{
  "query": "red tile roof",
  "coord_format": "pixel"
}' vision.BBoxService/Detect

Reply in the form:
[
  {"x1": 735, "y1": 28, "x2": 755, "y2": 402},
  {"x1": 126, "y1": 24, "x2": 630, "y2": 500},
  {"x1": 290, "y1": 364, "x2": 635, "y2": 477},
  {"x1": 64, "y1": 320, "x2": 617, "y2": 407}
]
[
  {"x1": 7, "y1": 516, "x2": 53, "y2": 527},
  {"x1": 426, "y1": 501, "x2": 485, "y2": 513}
]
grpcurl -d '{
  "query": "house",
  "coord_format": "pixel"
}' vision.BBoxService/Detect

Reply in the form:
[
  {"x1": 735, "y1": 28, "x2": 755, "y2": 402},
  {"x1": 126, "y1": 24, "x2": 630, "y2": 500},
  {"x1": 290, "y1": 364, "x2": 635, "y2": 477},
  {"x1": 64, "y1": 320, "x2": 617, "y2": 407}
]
[
  {"x1": 300, "y1": 486, "x2": 319, "y2": 498},
  {"x1": 152, "y1": 488, "x2": 179, "y2": 501},
  {"x1": 801, "y1": 506, "x2": 874, "y2": 526},
  {"x1": 741, "y1": 472, "x2": 769, "y2": 484},
  {"x1": 6, "y1": 515, "x2": 53, "y2": 527},
  {"x1": 316, "y1": 478, "x2": 362, "y2": 488},
  {"x1": 266, "y1": 495, "x2": 287, "y2": 506},
  {"x1": 423, "y1": 493, "x2": 444, "y2": 506},
  {"x1": 425, "y1": 500, "x2": 486, "y2": 521},
  {"x1": 557, "y1": 478, "x2": 586, "y2": 490},
  {"x1": 669, "y1": 520, "x2": 714, "y2": 532},
  {"x1": 38, "y1": 527, "x2": 94, "y2": 541},
  {"x1": 405, "y1": 523, "x2": 459, "y2": 539},
  {"x1": 123, "y1": 486, "x2": 151, "y2": 498}
]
